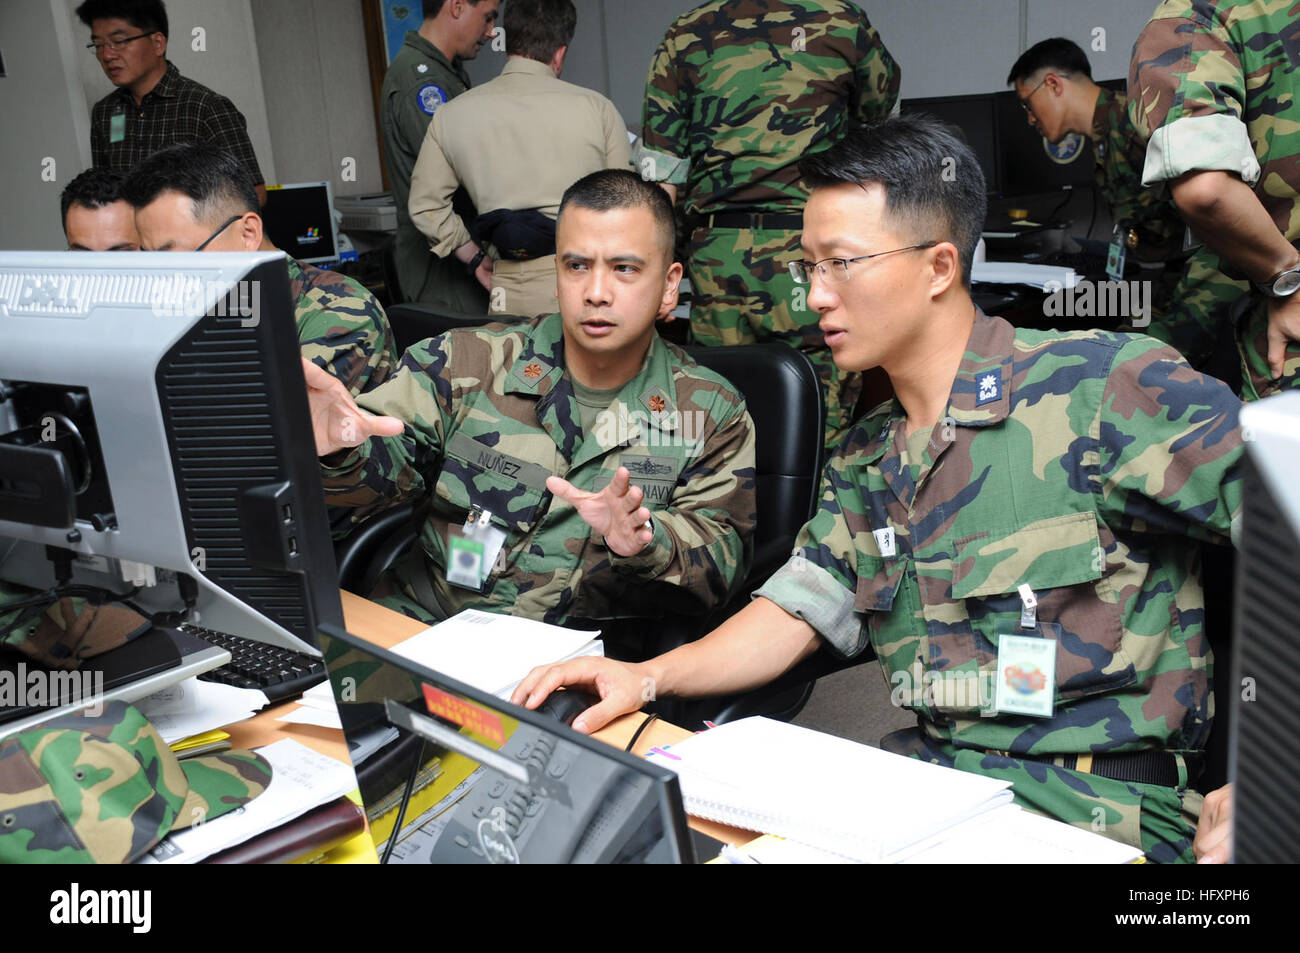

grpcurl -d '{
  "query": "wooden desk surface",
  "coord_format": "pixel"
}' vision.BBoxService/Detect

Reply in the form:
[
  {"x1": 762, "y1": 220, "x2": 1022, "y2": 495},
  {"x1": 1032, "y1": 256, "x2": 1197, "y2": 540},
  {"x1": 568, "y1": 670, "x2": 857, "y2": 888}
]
[{"x1": 223, "y1": 591, "x2": 753, "y2": 850}]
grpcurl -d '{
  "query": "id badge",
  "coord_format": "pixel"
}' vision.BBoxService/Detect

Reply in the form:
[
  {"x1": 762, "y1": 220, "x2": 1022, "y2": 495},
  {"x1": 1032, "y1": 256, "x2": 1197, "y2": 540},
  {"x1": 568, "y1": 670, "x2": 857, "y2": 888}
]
[
  {"x1": 446, "y1": 507, "x2": 508, "y2": 591},
  {"x1": 109, "y1": 111, "x2": 126, "y2": 144},
  {"x1": 993, "y1": 626, "x2": 1058, "y2": 718},
  {"x1": 1105, "y1": 226, "x2": 1126, "y2": 281}
]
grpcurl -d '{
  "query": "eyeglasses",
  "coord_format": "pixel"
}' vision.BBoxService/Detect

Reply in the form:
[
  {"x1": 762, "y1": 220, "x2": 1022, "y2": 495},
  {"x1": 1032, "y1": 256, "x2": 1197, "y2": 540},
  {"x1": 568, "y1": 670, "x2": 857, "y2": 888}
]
[
  {"x1": 195, "y1": 214, "x2": 244, "y2": 251},
  {"x1": 1018, "y1": 76, "x2": 1049, "y2": 116},
  {"x1": 87, "y1": 31, "x2": 154, "y2": 54},
  {"x1": 789, "y1": 243, "x2": 939, "y2": 284}
]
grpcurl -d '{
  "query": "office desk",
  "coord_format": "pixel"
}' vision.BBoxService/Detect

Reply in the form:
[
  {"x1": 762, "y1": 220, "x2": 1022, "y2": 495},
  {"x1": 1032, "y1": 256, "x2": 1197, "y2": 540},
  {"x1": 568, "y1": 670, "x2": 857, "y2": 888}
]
[{"x1": 222, "y1": 591, "x2": 751, "y2": 853}]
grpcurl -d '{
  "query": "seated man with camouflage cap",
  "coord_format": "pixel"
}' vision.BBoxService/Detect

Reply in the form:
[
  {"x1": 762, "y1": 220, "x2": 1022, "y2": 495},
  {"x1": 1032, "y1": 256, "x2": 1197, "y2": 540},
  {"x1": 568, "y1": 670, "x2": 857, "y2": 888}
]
[
  {"x1": 305, "y1": 169, "x2": 756, "y2": 626},
  {"x1": 513, "y1": 116, "x2": 1242, "y2": 863}
]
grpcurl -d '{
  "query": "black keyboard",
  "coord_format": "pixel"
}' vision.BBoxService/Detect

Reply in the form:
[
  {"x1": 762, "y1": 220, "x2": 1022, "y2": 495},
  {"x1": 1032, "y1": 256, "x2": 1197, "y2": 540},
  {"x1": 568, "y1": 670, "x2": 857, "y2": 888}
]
[{"x1": 184, "y1": 624, "x2": 328, "y2": 705}]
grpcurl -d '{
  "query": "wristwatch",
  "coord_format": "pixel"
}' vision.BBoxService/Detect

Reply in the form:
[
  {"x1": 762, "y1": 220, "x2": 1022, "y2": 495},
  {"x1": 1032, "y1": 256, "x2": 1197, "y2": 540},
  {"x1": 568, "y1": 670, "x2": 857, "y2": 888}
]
[
  {"x1": 1253, "y1": 261, "x2": 1300, "y2": 298},
  {"x1": 466, "y1": 246, "x2": 487, "y2": 276}
]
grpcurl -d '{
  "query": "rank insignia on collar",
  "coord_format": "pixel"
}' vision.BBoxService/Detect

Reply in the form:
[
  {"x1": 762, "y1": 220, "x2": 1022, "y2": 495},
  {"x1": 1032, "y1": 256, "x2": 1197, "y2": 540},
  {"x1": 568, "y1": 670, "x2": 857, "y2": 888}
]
[
  {"x1": 523, "y1": 362, "x2": 544, "y2": 379},
  {"x1": 416, "y1": 63, "x2": 427, "y2": 72},
  {"x1": 641, "y1": 385, "x2": 674, "y2": 416},
  {"x1": 975, "y1": 371, "x2": 1001, "y2": 406}
]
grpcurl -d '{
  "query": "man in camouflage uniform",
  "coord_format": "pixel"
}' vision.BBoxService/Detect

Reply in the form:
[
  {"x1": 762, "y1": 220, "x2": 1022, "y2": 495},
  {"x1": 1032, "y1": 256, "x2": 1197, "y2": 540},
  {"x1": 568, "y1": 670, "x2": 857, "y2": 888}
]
[
  {"x1": 634, "y1": 0, "x2": 899, "y2": 449},
  {"x1": 124, "y1": 144, "x2": 397, "y2": 399},
  {"x1": 514, "y1": 117, "x2": 1241, "y2": 863},
  {"x1": 305, "y1": 170, "x2": 756, "y2": 625},
  {"x1": 381, "y1": 0, "x2": 500, "y2": 309},
  {"x1": 1130, "y1": 0, "x2": 1300, "y2": 400},
  {"x1": 1006, "y1": 37, "x2": 1238, "y2": 372}
]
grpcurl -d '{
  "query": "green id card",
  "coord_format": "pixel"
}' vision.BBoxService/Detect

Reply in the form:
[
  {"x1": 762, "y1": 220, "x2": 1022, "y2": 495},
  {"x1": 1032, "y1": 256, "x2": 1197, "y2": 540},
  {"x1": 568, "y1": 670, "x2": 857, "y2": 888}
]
[
  {"x1": 109, "y1": 111, "x2": 126, "y2": 144},
  {"x1": 993, "y1": 624, "x2": 1059, "y2": 718}
]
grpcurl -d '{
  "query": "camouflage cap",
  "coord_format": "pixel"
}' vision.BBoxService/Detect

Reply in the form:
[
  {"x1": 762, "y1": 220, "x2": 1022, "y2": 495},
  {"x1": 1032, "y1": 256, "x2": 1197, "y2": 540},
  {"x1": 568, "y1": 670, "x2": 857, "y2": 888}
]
[
  {"x1": 0, "y1": 701, "x2": 271, "y2": 863},
  {"x1": 0, "y1": 582, "x2": 151, "y2": 671}
]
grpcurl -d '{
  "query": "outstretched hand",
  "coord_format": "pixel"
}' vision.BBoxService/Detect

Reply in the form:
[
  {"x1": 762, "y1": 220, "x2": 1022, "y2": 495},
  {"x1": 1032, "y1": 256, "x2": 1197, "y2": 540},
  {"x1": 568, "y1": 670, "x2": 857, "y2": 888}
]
[
  {"x1": 301, "y1": 358, "x2": 405, "y2": 457},
  {"x1": 546, "y1": 466, "x2": 654, "y2": 556}
]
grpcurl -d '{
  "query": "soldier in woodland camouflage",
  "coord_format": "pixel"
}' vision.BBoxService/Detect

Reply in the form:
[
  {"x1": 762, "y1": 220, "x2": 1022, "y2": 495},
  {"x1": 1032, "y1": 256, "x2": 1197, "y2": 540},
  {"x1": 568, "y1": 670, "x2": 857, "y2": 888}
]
[
  {"x1": 309, "y1": 170, "x2": 756, "y2": 625},
  {"x1": 1130, "y1": 0, "x2": 1300, "y2": 400},
  {"x1": 513, "y1": 116, "x2": 1241, "y2": 863},
  {"x1": 1006, "y1": 37, "x2": 1236, "y2": 373},
  {"x1": 635, "y1": 0, "x2": 899, "y2": 449}
]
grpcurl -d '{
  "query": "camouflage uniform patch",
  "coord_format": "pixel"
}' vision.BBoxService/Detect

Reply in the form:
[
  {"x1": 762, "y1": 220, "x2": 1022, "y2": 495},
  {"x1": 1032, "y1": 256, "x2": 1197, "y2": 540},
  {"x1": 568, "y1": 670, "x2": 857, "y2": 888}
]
[
  {"x1": 635, "y1": 0, "x2": 899, "y2": 448},
  {"x1": 757, "y1": 312, "x2": 1243, "y2": 860},
  {"x1": 322, "y1": 313, "x2": 757, "y2": 625},
  {"x1": 1129, "y1": 0, "x2": 1300, "y2": 399}
]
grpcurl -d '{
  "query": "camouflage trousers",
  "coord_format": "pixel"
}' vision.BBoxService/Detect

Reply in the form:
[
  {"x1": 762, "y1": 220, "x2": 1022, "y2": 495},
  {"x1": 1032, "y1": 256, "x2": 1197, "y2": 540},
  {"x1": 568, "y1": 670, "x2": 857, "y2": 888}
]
[
  {"x1": 885, "y1": 728, "x2": 1204, "y2": 863},
  {"x1": 1140, "y1": 250, "x2": 1244, "y2": 375},
  {"x1": 687, "y1": 226, "x2": 861, "y2": 449}
]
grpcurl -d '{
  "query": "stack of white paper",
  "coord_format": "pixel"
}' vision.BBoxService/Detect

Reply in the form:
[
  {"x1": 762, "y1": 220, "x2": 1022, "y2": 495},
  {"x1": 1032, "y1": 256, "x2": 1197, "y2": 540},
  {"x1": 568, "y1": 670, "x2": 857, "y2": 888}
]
[
  {"x1": 646, "y1": 717, "x2": 1014, "y2": 863},
  {"x1": 387, "y1": 609, "x2": 602, "y2": 699}
]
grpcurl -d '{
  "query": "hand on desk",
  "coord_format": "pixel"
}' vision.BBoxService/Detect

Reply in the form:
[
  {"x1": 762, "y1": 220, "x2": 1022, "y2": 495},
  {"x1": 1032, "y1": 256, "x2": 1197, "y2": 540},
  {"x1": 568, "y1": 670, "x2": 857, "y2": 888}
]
[
  {"x1": 546, "y1": 467, "x2": 655, "y2": 557},
  {"x1": 1194, "y1": 782, "x2": 1232, "y2": 864},
  {"x1": 301, "y1": 358, "x2": 405, "y2": 456},
  {"x1": 512, "y1": 656, "x2": 649, "y2": 734}
]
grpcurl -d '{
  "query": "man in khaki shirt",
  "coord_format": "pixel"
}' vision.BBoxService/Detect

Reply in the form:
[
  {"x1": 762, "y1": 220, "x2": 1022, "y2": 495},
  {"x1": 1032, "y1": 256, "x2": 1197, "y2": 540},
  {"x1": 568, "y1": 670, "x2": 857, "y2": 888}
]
[{"x1": 408, "y1": 0, "x2": 631, "y2": 317}]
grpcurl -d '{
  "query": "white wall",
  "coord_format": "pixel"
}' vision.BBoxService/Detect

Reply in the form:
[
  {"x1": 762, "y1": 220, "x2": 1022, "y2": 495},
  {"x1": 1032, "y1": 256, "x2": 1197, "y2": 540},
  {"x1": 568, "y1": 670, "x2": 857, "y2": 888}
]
[
  {"x1": 0, "y1": 0, "x2": 92, "y2": 250},
  {"x1": 251, "y1": 0, "x2": 383, "y2": 194},
  {"x1": 68, "y1": 0, "x2": 276, "y2": 184}
]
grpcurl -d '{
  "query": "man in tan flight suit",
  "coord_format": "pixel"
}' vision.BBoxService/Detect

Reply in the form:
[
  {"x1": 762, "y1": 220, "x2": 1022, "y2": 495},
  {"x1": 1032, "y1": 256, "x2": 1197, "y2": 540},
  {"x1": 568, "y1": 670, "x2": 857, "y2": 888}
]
[{"x1": 407, "y1": 0, "x2": 630, "y2": 317}]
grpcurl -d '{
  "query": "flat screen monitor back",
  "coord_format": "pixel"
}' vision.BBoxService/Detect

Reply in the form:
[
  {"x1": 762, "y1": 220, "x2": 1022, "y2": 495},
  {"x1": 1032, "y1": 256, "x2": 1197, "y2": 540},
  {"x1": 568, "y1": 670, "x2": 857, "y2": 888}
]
[
  {"x1": 319, "y1": 625, "x2": 695, "y2": 864},
  {"x1": 262, "y1": 182, "x2": 340, "y2": 266},
  {"x1": 901, "y1": 94, "x2": 1002, "y2": 195},
  {"x1": 1231, "y1": 392, "x2": 1300, "y2": 863},
  {"x1": 0, "y1": 251, "x2": 343, "y2": 655}
]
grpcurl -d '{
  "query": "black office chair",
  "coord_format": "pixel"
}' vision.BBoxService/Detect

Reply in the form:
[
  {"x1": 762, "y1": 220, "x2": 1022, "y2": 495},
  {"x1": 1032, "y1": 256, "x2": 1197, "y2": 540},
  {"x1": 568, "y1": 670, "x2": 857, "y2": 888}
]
[
  {"x1": 332, "y1": 342, "x2": 835, "y2": 724},
  {"x1": 600, "y1": 343, "x2": 838, "y2": 725},
  {"x1": 379, "y1": 237, "x2": 404, "y2": 307},
  {"x1": 386, "y1": 304, "x2": 528, "y2": 356}
]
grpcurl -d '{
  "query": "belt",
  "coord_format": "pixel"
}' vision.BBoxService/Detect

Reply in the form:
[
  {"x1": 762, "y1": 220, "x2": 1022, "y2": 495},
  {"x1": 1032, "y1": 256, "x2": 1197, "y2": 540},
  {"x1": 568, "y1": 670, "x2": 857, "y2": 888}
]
[
  {"x1": 982, "y1": 748, "x2": 1199, "y2": 788},
  {"x1": 704, "y1": 212, "x2": 803, "y2": 230}
]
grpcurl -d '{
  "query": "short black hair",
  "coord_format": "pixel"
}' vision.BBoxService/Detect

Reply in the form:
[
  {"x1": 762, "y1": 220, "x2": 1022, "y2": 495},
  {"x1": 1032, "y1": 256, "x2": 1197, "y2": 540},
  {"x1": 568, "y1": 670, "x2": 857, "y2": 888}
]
[
  {"x1": 505, "y1": 0, "x2": 576, "y2": 62},
  {"x1": 422, "y1": 0, "x2": 489, "y2": 19},
  {"x1": 1006, "y1": 37, "x2": 1092, "y2": 85},
  {"x1": 800, "y1": 114, "x2": 986, "y2": 289},
  {"x1": 60, "y1": 168, "x2": 129, "y2": 231},
  {"x1": 558, "y1": 169, "x2": 676, "y2": 261},
  {"x1": 76, "y1": 0, "x2": 169, "y2": 40},
  {"x1": 121, "y1": 144, "x2": 257, "y2": 224}
]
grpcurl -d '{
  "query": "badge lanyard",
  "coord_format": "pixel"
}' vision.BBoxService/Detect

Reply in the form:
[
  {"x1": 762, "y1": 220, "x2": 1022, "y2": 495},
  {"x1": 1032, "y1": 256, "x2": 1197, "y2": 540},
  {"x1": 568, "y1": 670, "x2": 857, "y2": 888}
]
[
  {"x1": 993, "y1": 584, "x2": 1058, "y2": 718},
  {"x1": 446, "y1": 505, "x2": 508, "y2": 591}
]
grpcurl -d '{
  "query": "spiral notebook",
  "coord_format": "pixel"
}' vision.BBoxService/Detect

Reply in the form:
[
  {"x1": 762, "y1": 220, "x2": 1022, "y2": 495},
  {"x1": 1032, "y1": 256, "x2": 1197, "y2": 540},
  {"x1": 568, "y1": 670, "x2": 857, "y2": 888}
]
[{"x1": 644, "y1": 717, "x2": 1015, "y2": 863}]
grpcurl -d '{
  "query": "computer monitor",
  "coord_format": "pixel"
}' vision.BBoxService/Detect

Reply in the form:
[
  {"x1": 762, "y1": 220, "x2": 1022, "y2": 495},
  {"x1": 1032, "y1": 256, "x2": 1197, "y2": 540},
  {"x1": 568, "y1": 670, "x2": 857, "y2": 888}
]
[
  {"x1": 1230, "y1": 391, "x2": 1300, "y2": 863},
  {"x1": 261, "y1": 182, "x2": 341, "y2": 265},
  {"x1": 0, "y1": 251, "x2": 344, "y2": 729},
  {"x1": 319, "y1": 625, "x2": 695, "y2": 864},
  {"x1": 901, "y1": 93, "x2": 1002, "y2": 195}
]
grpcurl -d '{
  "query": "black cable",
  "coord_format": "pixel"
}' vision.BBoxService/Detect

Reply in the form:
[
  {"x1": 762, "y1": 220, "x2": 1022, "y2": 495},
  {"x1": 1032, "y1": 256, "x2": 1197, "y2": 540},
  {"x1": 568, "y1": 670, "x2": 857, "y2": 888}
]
[
  {"x1": 1045, "y1": 186, "x2": 1073, "y2": 223},
  {"x1": 625, "y1": 712, "x2": 661, "y2": 753},
  {"x1": 381, "y1": 736, "x2": 427, "y2": 865},
  {"x1": 1086, "y1": 182, "x2": 1100, "y2": 242}
]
